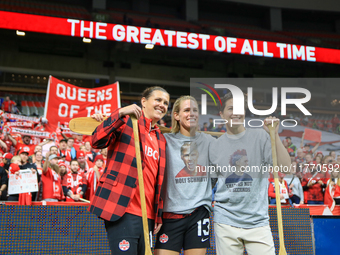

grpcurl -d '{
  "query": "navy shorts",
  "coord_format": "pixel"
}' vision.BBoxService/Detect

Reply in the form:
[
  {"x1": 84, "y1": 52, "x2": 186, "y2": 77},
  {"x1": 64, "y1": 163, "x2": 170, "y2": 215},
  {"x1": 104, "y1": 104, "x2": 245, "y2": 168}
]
[
  {"x1": 155, "y1": 206, "x2": 211, "y2": 252},
  {"x1": 104, "y1": 213, "x2": 154, "y2": 255}
]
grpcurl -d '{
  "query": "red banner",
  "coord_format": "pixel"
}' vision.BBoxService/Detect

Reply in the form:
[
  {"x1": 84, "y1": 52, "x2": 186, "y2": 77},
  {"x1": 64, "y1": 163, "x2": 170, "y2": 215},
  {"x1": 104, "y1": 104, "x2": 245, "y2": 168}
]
[
  {"x1": 44, "y1": 76, "x2": 120, "y2": 129},
  {"x1": 304, "y1": 128, "x2": 322, "y2": 143},
  {"x1": 1, "y1": 11, "x2": 340, "y2": 64}
]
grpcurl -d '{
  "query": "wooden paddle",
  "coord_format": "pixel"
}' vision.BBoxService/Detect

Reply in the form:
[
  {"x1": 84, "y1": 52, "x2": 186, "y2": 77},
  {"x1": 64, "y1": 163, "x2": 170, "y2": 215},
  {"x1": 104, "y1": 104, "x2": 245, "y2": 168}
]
[
  {"x1": 69, "y1": 117, "x2": 224, "y2": 137},
  {"x1": 268, "y1": 122, "x2": 287, "y2": 255},
  {"x1": 130, "y1": 115, "x2": 153, "y2": 255}
]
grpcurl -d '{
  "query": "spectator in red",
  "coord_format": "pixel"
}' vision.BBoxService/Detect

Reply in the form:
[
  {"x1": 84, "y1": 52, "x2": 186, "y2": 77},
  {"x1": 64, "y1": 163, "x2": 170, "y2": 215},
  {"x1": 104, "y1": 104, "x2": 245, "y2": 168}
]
[
  {"x1": 29, "y1": 145, "x2": 42, "y2": 163},
  {"x1": 300, "y1": 132, "x2": 320, "y2": 154},
  {"x1": 0, "y1": 131, "x2": 17, "y2": 155},
  {"x1": 7, "y1": 158, "x2": 21, "y2": 201},
  {"x1": 14, "y1": 135, "x2": 35, "y2": 156},
  {"x1": 58, "y1": 139, "x2": 68, "y2": 158},
  {"x1": 41, "y1": 153, "x2": 63, "y2": 202},
  {"x1": 8, "y1": 155, "x2": 37, "y2": 204},
  {"x1": 77, "y1": 150, "x2": 92, "y2": 176},
  {"x1": 303, "y1": 153, "x2": 315, "y2": 170},
  {"x1": 322, "y1": 155, "x2": 337, "y2": 179},
  {"x1": 268, "y1": 172, "x2": 292, "y2": 205},
  {"x1": 295, "y1": 148, "x2": 306, "y2": 164},
  {"x1": 70, "y1": 134, "x2": 83, "y2": 152},
  {"x1": 49, "y1": 146, "x2": 59, "y2": 156},
  {"x1": 62, "y1": 159, "x2": 87, "y2": 202},
  {"x1": 84, "y1": 141, "x2": 96, "y2": 163},
  {"x1": 2, "y1": 153, "x2": 13, "y2": 171},
  {"x1": 85, "y1": 154, "x2": 105, "y2": 201},
  {"x1": 324, "y1": 168, "x2": 340, "y2": 207},
  {"x1": 301, "y1": 163, "x2": 328, "y2": 204},
  {"x1": 329, "y1": 151, "x2": 336, "y2": 160},
  {"x1": 33, "y1": 118, "x2": 48, "y2": 144},
  {"x1": 34, "y1": 151, "x2": 44, "y2": 175},
  {"x1": 315, "y1": 151, "x2": 324, "y2": 159},
  {"x1": 19, "y1": 147, "x2": 39, "y2": 200},
  {"x1": 315, "y1": 155, "x2": 322, "y2": 163},
  {"x1": 58, "y1": 161, "x2": 68, "y2": 182},
  {"x1": 1, "y1": 96, "x2": 16, "y2": 113}
]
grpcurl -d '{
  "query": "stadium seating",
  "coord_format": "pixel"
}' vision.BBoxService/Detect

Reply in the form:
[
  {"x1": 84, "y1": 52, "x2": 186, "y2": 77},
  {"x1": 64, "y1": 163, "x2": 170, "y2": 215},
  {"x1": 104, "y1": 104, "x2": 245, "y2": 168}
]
[
  {"x1": 0, "y1": 0, "x2": 91, "y2": 20},
  {"x1": 20, "y1": 100, "x2": 30, "y2": 116}
]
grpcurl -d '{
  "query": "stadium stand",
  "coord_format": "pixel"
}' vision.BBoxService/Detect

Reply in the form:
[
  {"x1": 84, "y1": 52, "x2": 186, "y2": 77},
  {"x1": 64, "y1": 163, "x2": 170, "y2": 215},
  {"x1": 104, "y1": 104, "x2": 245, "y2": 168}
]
[{"x1": 0, "y1": 0, "x2": 91, "y2": 20}]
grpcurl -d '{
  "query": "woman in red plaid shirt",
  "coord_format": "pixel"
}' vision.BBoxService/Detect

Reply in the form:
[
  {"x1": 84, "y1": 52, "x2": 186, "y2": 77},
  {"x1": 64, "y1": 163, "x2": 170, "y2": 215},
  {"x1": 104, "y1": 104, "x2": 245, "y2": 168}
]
[{"x1": 89, "y1": 86, "x2": 170, "y2": 255}]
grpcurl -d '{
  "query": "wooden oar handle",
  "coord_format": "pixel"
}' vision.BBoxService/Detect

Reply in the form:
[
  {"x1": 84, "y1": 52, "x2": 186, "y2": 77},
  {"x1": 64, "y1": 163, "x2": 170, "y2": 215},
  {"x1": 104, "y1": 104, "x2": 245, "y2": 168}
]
[
  {"x1": 79, "y1": 197, "x2": 90, "y2": 203},
  {"x1": 267, "y1": 120, "x2": 287, "y2": 255},
  {"x1": 267, "y1": 122, "x2": 278, "y2": 169},
  {"x1": 130, "y1": 115, "x2": 153, "y2": 255}
]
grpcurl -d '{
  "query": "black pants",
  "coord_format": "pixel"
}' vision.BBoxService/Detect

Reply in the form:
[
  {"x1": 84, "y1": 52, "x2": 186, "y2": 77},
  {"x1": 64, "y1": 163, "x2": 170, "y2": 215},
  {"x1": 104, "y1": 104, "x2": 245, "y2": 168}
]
[
  {"x1": 8, "y1": 194, "x2": 19, "y2": 201},
  {"x1": 104, "y1": 213, "x2": 154, "y2": 255},
  {"x1": 290, "y1": 194, "x2": 301, "y2": 204}
]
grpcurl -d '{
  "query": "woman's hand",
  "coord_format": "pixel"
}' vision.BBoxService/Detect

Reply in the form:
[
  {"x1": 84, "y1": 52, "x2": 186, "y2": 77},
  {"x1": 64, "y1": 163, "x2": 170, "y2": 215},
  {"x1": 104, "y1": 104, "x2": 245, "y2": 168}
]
[
  {"x1": 263, "y1": 116, "x2": 280, "y2": 134},
  {"x1": 91, "y1": 113, "x2": 108, "y2": 122},
  {"x1": 153, "y1": 223, "x2": 162, "y2": 235},
  {"x1": 119, "y1": 104, "x2": 142, "y2": 119}
]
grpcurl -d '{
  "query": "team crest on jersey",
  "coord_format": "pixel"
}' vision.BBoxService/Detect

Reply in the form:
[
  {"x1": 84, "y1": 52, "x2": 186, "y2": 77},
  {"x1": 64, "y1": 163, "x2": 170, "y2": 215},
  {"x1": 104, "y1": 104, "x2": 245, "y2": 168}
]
[
  {"x1": 119, "y1": 239, "x2": 130, "y2": 251},
  {"x1": 159, "y1": 233, "x2": 169, "y2": 243}
]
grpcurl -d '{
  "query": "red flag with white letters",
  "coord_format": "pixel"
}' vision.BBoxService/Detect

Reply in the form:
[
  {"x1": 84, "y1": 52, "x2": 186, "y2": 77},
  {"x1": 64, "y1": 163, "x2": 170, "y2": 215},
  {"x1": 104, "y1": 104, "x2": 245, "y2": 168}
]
[{"x1": 44, "y1": 76, "x2": 120, "y2": 130}]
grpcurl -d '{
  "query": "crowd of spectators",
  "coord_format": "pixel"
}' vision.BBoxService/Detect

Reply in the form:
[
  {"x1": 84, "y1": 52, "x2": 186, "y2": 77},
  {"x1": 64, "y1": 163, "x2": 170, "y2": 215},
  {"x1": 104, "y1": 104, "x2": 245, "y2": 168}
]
[
  {"x1": 0, "y1": 110, "x2": 108, "y2": 204},
  {"x1": 272, "y1": 134, "x2": 340, "y2": 206}
]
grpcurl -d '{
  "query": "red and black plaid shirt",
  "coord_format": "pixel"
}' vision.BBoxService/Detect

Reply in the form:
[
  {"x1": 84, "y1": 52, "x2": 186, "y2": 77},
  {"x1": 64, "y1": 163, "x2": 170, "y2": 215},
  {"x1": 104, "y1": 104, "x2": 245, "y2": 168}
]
[{"x1": 88, "y1": 109, "x2": 166, "y2": 224}]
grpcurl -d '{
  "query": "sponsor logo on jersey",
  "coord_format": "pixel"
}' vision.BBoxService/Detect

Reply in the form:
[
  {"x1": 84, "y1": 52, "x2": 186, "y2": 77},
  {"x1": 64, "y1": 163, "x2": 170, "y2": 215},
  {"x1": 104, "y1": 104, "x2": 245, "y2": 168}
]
[{"x1": 144, "y1": 145, "x2": 159, "y2": 160}]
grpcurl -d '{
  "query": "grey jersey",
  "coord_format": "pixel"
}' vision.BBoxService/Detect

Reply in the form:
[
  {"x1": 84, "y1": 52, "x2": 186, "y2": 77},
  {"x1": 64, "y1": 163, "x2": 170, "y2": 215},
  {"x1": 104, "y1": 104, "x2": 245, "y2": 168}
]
[
  {"x1": 209, "y1": 128, "x2": 272, "y2": 228},
  {"x1": 162, "y1": 132, "x2": 215, "y2": 214}
]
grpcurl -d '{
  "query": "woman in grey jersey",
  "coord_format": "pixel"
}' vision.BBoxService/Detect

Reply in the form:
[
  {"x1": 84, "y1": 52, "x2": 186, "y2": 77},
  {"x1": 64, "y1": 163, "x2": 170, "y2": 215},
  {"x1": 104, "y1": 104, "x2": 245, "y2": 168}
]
[
  {"x1": 155, "y1": 96, "x2": 215, "y2": 255},
  {"x1": 209, "y1": 92, "x2": 290, "y2": 255}
]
